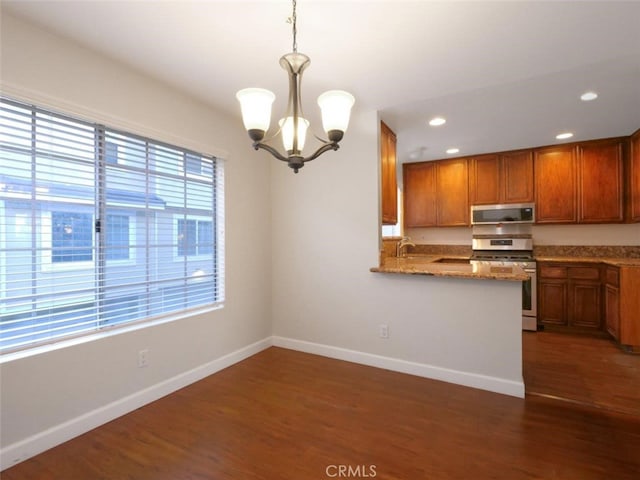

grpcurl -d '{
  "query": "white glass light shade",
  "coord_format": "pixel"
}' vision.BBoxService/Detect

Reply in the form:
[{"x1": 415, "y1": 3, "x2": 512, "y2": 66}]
[
  {"x1": 317, "y1": 90, "x2": 355, "y2": 134},
  {"x1": 235, "y1": 88, "x2": 276, "y2": 132},
  {"x1": 279, "y1": 116, "x2": 310, "y2": 152}
]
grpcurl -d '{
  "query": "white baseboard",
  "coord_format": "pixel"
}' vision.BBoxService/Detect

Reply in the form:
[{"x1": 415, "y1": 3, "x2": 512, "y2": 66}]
[
  {"x1": 272, "y1": 336, "x2": 525, "y2": 399},
  {"x1": 0, "y1": 337, "x2": 272, "y2": 471}
]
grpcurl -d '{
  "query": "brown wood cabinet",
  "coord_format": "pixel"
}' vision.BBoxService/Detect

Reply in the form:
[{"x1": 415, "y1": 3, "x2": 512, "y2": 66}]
[
  {"x1": 534, "y1": 146, "x2": 577, "y2": 223},
  {"x1": 605, "y1": 266, "x2": 640, "y2": 350},
  {"x1": 380, "y1": 121, "x2": 398, "y2": 225},
  {"x1": 403, "y1": 158, "x2": 469, "y2": 227},
  {"x1": 469, "y1": 150, "x2": 534, "y2": 205},
  {"x1": 567, "y1": 265, "x2": 602, "y2": 329},
  {"x1": 402, "y1": 132, "x2": 638, "y2": 228},
  {"x1": 534, "y1": 138, "x2": 625, "y2": 224},
  {"x1": 538, "y1": 277, "x2": 568, "y2": 327},
  {"x1": 538, "y1": 262, "x2": 602, "y2": 331},
  {"x1": 403, "y1": 162, "x2": 436, "y2": 227},
  {"x1": 436, "y1": 158, "x2": 469, "y2": 226},
  {"x1": 469, "y1": 154, "x2": 500, "y2": 205},
  {"x1": 628, "y1": 128, "x2": 640, "y2": 222},
  {"x1": 604, "y1": 266, "x2": 620, "y2": 339},
  {"x1": 577, "y1": 138, "x2": 624, "y2": 223}
]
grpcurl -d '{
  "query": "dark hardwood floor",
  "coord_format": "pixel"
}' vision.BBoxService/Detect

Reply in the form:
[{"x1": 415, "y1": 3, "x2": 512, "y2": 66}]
[
  {"x1": 4, "y1": 345, "x2": 640, "y2": 479},
  {"x1": 523, "y1": 331, "x2": 640, "y2": 416}
]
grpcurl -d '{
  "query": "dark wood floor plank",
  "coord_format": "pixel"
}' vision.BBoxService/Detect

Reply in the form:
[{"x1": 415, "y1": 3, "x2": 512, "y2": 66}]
[
  {"x1": 4, "y1": 345, "x2": 640, "y2": 480},
  {"x1": 523, "y1": 331, "x2": 640, "y2": 416}
]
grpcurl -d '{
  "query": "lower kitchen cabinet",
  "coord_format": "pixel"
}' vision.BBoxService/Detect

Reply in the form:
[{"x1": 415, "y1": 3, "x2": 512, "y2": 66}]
[
  {"x1": 538, "y1": 278, "x2": 567, "y2": 326},
  {"x1": 629, "y1": 128, "x2": 640, "y2": 221},
  {"x1": 539, "y1": 261, "x2": 640, "y2": 349},
  {"x1": 538, "y1": 262, "x2": 602, "y2": 331},
  {"x1": 568, "y1": 265, "x2": 602, "y2": 329},
  {"x1": 604, "y1": 266, "x2": 620, "y2": 339},
  {"x1": 605, "y1": 265, "x2": 640, "y2": 350}
]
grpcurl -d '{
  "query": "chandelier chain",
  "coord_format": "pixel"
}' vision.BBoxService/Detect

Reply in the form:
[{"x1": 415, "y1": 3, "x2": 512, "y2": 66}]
[{"x1": 291, "y1": 0, "x2": 297, "y2": 52}]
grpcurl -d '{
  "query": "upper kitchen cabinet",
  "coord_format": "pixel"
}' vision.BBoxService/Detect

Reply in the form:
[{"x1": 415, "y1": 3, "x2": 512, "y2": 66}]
[
  {"x1": 535, "y1": 145, "x2": 577, "y2": 223},
  {"x1": 535, "y1": 138, "x2": 625, "y2": 224},
  {"x1": 576, "y1": 137, "x2": 624, "y2": 223},
  {"x1": 628, "y1": 128, "x2": 640, "y2": 222},
  {"x1": 437, "y1": 158, "x2": 470, "y2": 226},
  {"x1": 380, "y1": 121, "x2": 398, "y2": 225},
  {"x1": 469, "y1": 154, "x2": 500, "y2": 205},
  {"x1": 403, "y1": 158, "x2": 469, "y2": 227},
  {"x1": 403, "y1": 161, "x2": 437, "y2": 227},
  {"x1": 469, "y1": 150, "x2": 534, "y2": 205}
]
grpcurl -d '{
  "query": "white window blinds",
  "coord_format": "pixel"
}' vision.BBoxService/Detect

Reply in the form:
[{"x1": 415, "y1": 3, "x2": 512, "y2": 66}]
[{"x1": 0, "y1": 97, "x2": 225, "y2": 354}]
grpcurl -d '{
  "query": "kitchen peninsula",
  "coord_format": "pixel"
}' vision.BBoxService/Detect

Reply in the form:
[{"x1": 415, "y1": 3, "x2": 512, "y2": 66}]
[
  {"x1": 371, "y1": 255, "x2": 529, "y2": 281},
  {"x1": 369, "y1": 249, "x2": 525, "y2": 399}
]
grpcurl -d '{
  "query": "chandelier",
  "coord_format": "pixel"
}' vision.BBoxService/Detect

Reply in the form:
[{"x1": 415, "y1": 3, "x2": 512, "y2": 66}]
[{"x1": 236, "y1": 0, "x2": 355, "y2": 173}]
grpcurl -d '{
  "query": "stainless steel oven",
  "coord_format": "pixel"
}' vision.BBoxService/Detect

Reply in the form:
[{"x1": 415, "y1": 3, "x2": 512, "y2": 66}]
[
  {"x1": 471, "y1": 222, "x2": 537, "y2": 331},
  {"x1": 521, "y1": 263, "x2": 537, "y2": 330}
]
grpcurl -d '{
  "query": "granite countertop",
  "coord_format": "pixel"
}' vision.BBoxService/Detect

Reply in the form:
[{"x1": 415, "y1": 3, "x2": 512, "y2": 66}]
[{"x1": 370, "y1": 255, "x2": 529, "y2": 282}]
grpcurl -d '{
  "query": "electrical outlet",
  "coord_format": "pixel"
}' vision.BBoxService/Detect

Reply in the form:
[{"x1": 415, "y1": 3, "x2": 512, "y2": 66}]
[
  {"x1": 379, "y1": 324, "x2": 389, "y2": 339},
  {"x1": 138, "y1": 349, "x2": 149, "y2": 368}
]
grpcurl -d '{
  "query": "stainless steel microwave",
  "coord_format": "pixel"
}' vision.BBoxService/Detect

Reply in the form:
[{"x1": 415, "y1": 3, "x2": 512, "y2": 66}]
[{"x1": 471, "y1": 203, "x2": 535, "y2": 224}]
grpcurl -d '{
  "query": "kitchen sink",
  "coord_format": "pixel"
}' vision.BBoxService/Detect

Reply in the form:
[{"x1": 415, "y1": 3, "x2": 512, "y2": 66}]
[{"x1": 432, "y1": 258, "x2": 471, "y2": 264}]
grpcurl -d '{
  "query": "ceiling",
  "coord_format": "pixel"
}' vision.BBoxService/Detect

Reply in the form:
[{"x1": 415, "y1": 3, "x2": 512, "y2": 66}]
[{"x1": 3, "y1": 1, "x2": 640, "y2": 163}]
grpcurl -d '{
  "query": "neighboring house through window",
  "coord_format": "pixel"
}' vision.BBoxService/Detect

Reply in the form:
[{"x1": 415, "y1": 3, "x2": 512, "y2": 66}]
[
  {"x1": 0, "y1": 97, "x2": 225, "y2": 354},
  {"x1": 51, "y1": 211, "x2": 93, "y2": 263}
]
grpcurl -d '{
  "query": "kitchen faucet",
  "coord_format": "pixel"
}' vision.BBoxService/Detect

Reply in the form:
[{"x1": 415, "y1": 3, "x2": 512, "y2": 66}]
[{"x1": 396, "y1": 236, "x2": 416, "y2": 257}]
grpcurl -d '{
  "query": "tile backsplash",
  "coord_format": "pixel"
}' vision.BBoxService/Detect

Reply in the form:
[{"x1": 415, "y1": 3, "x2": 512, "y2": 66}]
[
  {"x1": 533, "y1": 245, "x2": 640, "y2": 258},
  {"x1": 382, "y1": 238, "x2": 640, "y2": 259}
]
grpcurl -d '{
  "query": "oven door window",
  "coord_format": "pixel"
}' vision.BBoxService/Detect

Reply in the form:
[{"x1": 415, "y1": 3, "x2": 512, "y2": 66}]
[{"x1": 522, "y1": 277, "x2": 532, "y2": 311}]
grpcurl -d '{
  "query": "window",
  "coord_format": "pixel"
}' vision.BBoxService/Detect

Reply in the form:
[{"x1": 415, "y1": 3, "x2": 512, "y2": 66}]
[
  {"x1": 51, "y1": 211, "x2": 93, "y2": 263},
  {"x1": 184, "y1": 152, "x2": 213, "y2": 177},
  {"x1": 0, "y1": 97, "x2": 225, "y2": 354},
  {"x1": 105, "y1": 141, "x2": 119, "y2": 164},
  {"x1": 105, "y1": 214, "x2": 130, "y2": 260},
  {"x1": 177, "y1": 217, "x2": 213, "y2": 257}
]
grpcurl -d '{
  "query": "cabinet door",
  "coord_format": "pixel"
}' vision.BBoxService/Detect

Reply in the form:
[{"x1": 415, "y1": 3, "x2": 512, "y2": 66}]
[
  {"x1": 381, "y1": 121, "x2": 398, "y2": 225},
  {"x1": 577, "y1": 138, "x2": 624, "y2": 223},
  {"x1": 469, "y1": 154, "x2": 500, "y2": 205},
  {"x1": 605, "y1": 284, "x2": 620, "y2": 340},
  {"x1": 568, "y1": 281, "x2": 602, "y2": 329},
  {"x1": 502, "y1": 150, "x2": 534, "y2": 203},
  {"x1": 629, "y1": 129, "x2": 640, "y2": 222},
  {"x1": 538, "y1": 280, "x2": 568, "y2": 326},
  {"x1": 403, "y1": 162, "x2": 436, "y2": 227},
  {"x1": 535, "y1": 146, "x2": 577, "y2": 223},
  {"x1": 436, "y1": 158, "x2": 469, "y2": 226}
]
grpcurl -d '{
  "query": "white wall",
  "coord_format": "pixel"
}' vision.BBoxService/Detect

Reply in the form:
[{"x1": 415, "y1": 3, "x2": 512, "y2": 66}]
[
  {"x1": 271, "y1": 108, "x2": 524, "y2": 398},
  {"x1": 0, "y1": 12, "x2": 272, "y2": 465}
]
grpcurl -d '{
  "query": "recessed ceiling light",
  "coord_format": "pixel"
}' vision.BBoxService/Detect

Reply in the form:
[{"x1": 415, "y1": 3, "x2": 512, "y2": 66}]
[
  {"x1": 580, "y1": 91, "x2": 598, "y2": 101},
  {"x1": 429, "y1": 117, "x2": 446, "y2": 126},
  {"x1": 446, "y1": 148, "x2": 460, "y2": 154},
  {"x1": 556, "y1": 132, "x2": 574, "y2": 140}
]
